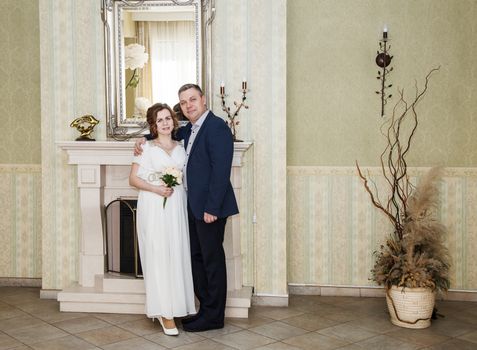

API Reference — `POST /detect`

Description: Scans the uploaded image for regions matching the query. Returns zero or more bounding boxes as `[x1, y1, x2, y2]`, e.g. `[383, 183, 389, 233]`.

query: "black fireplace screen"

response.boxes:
[104, 199, 142, 277]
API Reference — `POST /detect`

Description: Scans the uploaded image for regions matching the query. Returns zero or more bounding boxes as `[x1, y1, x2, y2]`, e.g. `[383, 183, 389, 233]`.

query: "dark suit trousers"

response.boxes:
[187, 208, 227, 325]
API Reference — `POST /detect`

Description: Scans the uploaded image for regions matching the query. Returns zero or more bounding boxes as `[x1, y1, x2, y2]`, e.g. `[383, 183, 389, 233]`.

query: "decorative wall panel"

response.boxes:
[288, 166, 477, 290]
[213, 0, 288, 296]
[39, 0, 105, 290]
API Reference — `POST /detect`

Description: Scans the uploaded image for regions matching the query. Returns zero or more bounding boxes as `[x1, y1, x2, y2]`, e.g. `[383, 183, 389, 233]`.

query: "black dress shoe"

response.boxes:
[182, 316, 224, 332]
[180, 312, 201, 325]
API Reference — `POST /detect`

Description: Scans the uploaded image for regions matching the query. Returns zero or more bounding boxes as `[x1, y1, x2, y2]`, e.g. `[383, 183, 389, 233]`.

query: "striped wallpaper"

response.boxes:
[287, 166, 477, 290]
[0, 165, 42, 278]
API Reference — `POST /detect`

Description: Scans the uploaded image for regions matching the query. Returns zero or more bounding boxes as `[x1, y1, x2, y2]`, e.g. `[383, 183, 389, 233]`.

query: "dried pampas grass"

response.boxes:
[372, 167, 451, 294]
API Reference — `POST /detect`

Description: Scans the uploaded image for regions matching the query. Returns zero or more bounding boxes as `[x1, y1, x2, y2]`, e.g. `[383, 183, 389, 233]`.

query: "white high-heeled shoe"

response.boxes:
[158, 317, 179, 336]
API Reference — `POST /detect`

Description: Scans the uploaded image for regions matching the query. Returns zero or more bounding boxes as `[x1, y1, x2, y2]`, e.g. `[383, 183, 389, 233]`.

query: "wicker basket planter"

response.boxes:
[386, 286, 435, 329]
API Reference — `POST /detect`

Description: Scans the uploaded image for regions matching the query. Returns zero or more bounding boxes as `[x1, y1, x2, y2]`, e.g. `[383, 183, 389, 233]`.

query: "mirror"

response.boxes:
[102, 0, 214, 139]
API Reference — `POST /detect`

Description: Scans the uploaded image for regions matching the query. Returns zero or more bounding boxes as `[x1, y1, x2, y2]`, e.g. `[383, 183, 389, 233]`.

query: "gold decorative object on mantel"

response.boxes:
[70, 115, 100, 141]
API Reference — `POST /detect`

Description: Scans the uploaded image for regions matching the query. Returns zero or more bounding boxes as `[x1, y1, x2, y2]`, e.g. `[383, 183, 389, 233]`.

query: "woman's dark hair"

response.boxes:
[146, 103, 179, 138]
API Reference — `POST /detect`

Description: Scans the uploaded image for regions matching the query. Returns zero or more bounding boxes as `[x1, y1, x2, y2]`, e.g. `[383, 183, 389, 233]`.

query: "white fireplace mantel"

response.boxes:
[58, 140, 252, 166]
[56, 140, 253, 317]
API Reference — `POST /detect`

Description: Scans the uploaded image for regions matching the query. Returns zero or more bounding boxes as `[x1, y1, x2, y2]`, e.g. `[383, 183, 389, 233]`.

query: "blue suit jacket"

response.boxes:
[176, 112, 239, 220]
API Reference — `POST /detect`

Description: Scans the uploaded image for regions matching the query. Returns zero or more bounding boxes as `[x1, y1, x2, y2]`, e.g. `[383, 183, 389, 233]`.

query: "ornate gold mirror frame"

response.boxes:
[101, 0, 215, 140]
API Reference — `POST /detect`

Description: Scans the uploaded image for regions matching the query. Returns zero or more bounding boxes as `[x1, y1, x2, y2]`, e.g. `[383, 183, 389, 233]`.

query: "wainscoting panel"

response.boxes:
[287, 167, 477, 290]
[0, 165, 42, 278]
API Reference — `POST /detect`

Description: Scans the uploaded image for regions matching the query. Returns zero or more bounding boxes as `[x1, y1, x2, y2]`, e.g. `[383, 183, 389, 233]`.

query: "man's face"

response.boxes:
[179, 88, 207, 124]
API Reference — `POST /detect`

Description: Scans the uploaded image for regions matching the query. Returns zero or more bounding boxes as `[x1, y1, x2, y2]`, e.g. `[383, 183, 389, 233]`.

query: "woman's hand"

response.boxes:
[153, 185, 174, 197]
[134, 137, 146, 156]
[204, 212, 217, 223]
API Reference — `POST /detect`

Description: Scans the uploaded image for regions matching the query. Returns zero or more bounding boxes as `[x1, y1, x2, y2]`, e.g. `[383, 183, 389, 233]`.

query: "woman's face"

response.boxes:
[155, 109, 174, 137]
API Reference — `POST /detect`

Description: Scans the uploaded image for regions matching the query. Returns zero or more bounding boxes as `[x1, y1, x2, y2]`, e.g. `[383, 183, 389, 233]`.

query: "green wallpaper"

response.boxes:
[0, 0, 41, 164]
[287, 0, 477, 167]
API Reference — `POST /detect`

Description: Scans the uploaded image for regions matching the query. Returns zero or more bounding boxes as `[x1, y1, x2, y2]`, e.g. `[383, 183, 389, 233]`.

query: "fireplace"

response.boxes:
[57, 141, 252, 317]
[104, 198, 142, 277]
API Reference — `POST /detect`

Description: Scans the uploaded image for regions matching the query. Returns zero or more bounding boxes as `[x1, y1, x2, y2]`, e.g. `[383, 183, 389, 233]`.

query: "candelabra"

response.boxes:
[375, 26, 394, 117]
[219, 80, 249, 142]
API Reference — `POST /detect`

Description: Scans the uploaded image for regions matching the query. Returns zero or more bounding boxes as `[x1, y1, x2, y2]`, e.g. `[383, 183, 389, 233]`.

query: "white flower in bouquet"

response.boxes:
[160, 167, 183, 208]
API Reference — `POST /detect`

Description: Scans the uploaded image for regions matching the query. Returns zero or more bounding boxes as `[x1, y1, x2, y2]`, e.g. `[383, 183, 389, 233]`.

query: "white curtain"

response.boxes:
[148, 21, 196, 107]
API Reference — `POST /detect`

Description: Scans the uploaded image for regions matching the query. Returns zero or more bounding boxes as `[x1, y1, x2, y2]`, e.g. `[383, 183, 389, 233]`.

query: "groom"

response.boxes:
[136, 84, 238, 331]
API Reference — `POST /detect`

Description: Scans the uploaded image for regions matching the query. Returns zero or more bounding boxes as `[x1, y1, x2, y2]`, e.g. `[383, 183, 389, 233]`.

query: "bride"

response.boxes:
[129, 103, 196, 336]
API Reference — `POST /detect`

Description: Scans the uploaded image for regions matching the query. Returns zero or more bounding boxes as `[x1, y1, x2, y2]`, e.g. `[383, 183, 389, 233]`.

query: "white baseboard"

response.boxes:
[252, 293, 289, 307]
[288, 284, 477, 301]
[40, 289, 60, 299]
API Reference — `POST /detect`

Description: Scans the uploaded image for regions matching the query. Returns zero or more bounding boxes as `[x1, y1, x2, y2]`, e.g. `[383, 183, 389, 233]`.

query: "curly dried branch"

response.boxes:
[357, 66, 440, 239]
[356, 161, 398, 225]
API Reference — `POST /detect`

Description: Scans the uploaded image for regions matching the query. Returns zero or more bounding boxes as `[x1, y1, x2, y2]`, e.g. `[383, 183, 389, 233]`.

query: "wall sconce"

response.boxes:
[375, 26, 393, 117]
[219, 79, 249, 142]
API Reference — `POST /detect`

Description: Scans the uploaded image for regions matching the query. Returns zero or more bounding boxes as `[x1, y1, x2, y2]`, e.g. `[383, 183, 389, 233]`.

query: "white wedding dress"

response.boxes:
[133, 141, 196, 319]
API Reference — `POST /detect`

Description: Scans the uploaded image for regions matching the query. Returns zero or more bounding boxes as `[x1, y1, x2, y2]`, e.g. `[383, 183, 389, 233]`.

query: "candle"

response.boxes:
[383, 25, 388, 39]
[220, 81, 225, 95]
[242, 78, 247, 90]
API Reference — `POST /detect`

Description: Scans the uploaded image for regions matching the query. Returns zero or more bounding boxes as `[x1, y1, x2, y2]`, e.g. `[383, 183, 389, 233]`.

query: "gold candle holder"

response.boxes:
[219, 81, 248, 142]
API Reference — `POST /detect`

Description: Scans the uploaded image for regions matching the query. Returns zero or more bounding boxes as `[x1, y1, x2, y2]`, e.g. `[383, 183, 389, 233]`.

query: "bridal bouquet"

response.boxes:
[160, 167, 182, 208]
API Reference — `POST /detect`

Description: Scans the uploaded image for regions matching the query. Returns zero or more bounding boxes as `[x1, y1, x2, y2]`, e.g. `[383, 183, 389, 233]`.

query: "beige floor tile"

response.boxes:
[1, 287, 477, 350]
[333, 344, 364, 350]
[434, 300, 477, 316]
[345, 314, 397, 334]
[451, 309, 477, 326]
[253, 341, 303, 350]
[116, 317, 162, 336]
[212, 329, 275, 350]
[0, 314, 45, 332]
[315, 296, 361, 305]
[6, 323, 68, 345]
[145, 330, 204, 348]
[29, 334, 100, 350]
[227, 314, 274, 329]
[0, 332, 24, 350]
[52, 316, 110, 334]
[317, 323, 378, 343]
[457, 329, 477, 344]
[427, 317, 477, 338]
[76, 325, 136, 346]
[281, 312, 341, 331]
[174, 338, 236, 350]
[252, 306, 304, 321]
[101, 337, 167, 350]
[0, 292, 41, 306]
[16, 300, 59, 314]
[387, 327, 451, 347]
[321, 308, 363, 323]
[355, 334, 425, 349]
[249, 321, 308, 341]
[0, 305, 28, 321]
[423, 338, 477, 350]
[292, 301, 344, 315]
[92, 312, 146, 325]
[282, 332, 349, 350]
[189, 323, 242, 338]
[341, 298, 388, 316]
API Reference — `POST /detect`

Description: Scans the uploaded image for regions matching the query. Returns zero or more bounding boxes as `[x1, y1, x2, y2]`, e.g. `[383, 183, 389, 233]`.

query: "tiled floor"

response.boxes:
[1, 287, 477, 349]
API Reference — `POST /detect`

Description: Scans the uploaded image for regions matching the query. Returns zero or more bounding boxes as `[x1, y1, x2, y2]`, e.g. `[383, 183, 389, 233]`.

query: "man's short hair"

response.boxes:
[178, 83, 203, 96]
